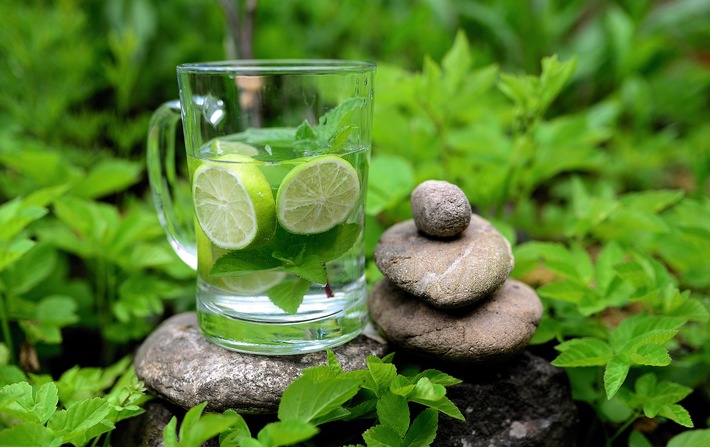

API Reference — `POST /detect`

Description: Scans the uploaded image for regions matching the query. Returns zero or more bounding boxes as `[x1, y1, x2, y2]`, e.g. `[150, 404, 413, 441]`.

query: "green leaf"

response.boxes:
[0, 198, 48, 241]
[538, 55, 578, 113]
[0, 242, 57, 295]
[604, 355, 631, 399]
[218, 410, 251, 447]
[537, 280, 588, 304]
[658, 404, 693, 428]
[211, 249, 282, 278]
[0, 422, 62, 447]
[408, 378, 463, 421]
[362, 424, 402, 447]
[366, 356, 397, 396]
[0, 238, 37, 272]
[267, 278, 311, 315]
[667, 429, 710, 447]
[175, 402, 240, 447]
[256, 420, 319, 447]
[411, 370, 462, 387]
[70, 158, 142, 199]
[376, 391, 409, 438]
[326, 349, 343, 374]
[628, 430, 653, 447]
[389, 375, 415, 397]
[365, 155, 415, 216]
[282, 254, 327, 284]
[629, 344, 671, 366]
[278, 374, 362, 424]
[442, 30, 472, 91]
[47, 397, 110, 443]
[20, 295, 79, 344]
[551, 338, 614, 367]
[0, 381, 58, 424]
[402, 408, 438, 447]
[163, 417, 178, 447]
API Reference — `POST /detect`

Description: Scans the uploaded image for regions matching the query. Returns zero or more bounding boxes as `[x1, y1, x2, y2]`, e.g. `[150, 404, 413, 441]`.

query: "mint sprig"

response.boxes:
[210, 223, 362, 313]
[207, 351, 463, 447]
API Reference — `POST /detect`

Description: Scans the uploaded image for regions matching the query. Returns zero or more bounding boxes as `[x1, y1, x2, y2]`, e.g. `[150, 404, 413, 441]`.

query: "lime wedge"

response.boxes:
[276, 155, 360, 234]
[220, 271, 288, 294]
[192, 160, 276, 249]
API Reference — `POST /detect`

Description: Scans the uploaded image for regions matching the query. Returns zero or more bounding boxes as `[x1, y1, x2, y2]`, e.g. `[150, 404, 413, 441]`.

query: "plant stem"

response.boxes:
[0, 290, 14, 363]
[607, 412, 640, 446]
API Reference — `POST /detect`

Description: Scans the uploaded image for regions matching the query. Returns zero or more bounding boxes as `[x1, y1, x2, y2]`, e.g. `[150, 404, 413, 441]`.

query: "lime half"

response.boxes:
[276, 155, 360, 234]
[192, 161, 276, 249]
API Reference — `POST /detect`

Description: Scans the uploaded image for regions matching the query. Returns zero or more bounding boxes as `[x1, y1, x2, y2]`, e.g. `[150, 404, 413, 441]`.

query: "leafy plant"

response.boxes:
[162, 351, 462, 447]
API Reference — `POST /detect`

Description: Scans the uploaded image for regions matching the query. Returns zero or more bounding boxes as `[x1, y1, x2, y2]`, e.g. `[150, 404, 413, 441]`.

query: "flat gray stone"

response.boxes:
[411, 180, 471, 238]
[368, 279, 543, 364]
[134, 312, 388, 414]
[374, 216, 514, 308]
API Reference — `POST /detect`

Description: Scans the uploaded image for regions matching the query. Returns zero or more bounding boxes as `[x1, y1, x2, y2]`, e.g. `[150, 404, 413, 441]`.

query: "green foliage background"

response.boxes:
[1, 0, 709, 446]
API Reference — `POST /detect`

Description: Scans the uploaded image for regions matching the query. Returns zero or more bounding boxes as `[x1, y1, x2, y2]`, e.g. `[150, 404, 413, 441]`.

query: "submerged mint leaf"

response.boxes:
[282, 254, 327, 284]
[267, 278, 311, 315]
[210, 249, 282, 277]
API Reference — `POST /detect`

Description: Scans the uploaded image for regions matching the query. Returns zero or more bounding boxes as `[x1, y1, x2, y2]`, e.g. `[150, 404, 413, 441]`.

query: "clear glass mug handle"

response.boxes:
[146, 100, 197, 270]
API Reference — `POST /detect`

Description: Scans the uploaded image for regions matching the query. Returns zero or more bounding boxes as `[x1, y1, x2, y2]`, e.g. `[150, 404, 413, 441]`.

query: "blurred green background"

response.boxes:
[1, 1, 710, 446]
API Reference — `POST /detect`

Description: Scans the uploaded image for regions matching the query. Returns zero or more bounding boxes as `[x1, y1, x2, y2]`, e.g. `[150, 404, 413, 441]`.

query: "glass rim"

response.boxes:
[177, 59, 376, 75]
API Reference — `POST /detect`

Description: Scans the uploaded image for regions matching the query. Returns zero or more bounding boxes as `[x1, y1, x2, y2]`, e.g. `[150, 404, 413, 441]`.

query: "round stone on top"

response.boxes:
[374, 215, 514, 308]
[411, 180, 471, 238]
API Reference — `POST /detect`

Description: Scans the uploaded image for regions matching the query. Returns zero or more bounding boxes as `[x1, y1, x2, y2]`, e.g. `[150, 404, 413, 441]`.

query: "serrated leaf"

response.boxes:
[658, 404, 693, 428]
[257, 420, 318, 447]
[629, 344, 671, 366]
[0, 422, 62, 447]
[411, 370, 462, 387]
[278, 374, 361, 423]
[367, 356, 398, 397]
[604, 356, 631, 399]
[376, 391, 409, 438]
[537, 280, 588, 304]
[552, 338, 613, 367]
[218, 410, 251, 447]
[403, 408, 438, 447]
[267, 278, 310, 315]
[47, 397, 110, 443]
[362, 424, 402, 447]
[389, 375, 415, 397]
[177, 403, 240, 447]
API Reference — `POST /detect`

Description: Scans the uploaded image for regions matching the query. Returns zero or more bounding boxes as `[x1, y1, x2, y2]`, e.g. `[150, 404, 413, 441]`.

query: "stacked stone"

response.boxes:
[369, 180, 544, 365]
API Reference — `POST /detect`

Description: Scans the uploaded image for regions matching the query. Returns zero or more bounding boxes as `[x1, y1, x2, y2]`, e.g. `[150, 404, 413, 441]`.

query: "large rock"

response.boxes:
[432, 351, 578, 447]
[368, 279, 542, 364]
[134, 312, 388, 414]
[374, 216, 513, 308]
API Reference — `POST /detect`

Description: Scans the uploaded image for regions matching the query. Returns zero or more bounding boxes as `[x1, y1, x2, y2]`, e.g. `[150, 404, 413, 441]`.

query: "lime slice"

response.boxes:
[192, 160, 276, 249]
[276, 155, 360, 234]
[219, 271, 288, 294]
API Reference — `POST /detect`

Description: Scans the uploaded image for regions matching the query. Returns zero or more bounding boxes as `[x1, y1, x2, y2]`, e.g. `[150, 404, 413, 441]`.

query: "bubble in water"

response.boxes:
[355, 87, 360, 96]
[369, 88, 374, 100]
[355, 77, 360, 85]
[364, 78, 368, 86]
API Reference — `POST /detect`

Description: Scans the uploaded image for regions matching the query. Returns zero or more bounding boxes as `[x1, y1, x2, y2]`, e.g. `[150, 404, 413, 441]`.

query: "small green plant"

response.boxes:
[0, 355, 149, 446]
[163, 351, 463, 447]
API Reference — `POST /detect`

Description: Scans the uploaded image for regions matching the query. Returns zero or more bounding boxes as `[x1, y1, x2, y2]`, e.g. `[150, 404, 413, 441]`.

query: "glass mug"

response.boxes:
[147, 60, 375, 355]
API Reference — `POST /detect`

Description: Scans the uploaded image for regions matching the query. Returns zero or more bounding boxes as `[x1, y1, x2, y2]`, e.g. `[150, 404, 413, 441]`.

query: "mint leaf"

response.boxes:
[667, 429, 710, 447]
[389, 375, 415, 397]
[362, 424, 402, 447]
[168, 402, 240, 447]
[630, 344, 671, 366]
[411, 370, 462, 387]
[658, 404, 693, 428]
[408, 378, 464, 421]
[257, 420, 319, 447]
[267, 279, 311, 315]
[218, 410, 251, 447]
[402, 408, 438, 447]
[0, 422, 62, 447]
[47, 397, 110, 443]
[551, 338, 614, 367]
[210, 249, 282, 278]
[278, 374, 362, 424]
[282, 254, 327, 284]
[376, 391, 409, 438]
[0, 381, 57, 424]
[604, 355, 631, 399]
[366, 356, 397, 397]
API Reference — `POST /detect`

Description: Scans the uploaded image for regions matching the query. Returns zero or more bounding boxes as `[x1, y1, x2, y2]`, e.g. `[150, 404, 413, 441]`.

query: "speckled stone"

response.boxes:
[368, 278, 543, 364]
[374, 216, 514, 308]
[410, 180, 471, 238]
[133, 312, 388, 414]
